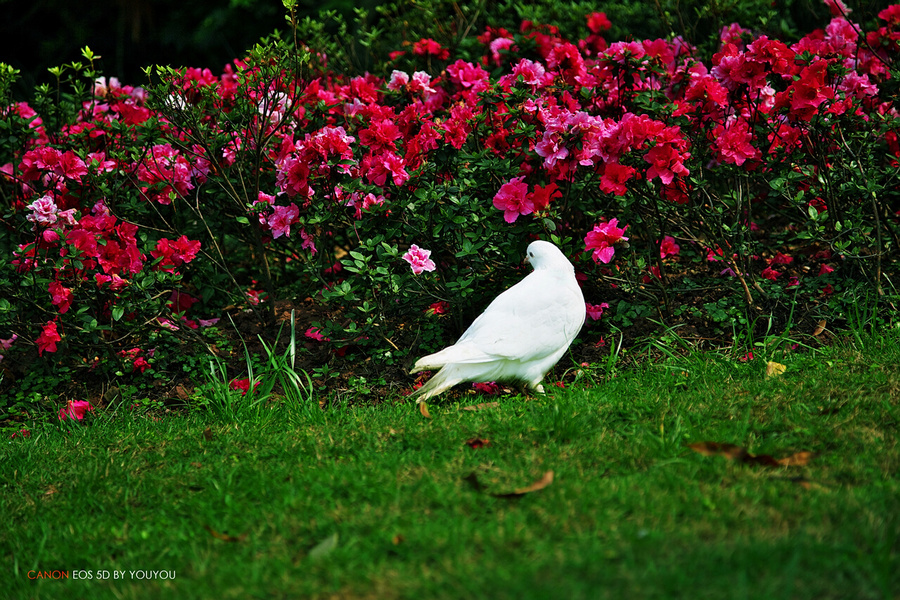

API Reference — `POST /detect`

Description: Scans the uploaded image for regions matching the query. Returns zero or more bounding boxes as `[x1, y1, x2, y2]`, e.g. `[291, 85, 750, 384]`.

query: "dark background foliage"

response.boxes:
[0, 0, 845, 95]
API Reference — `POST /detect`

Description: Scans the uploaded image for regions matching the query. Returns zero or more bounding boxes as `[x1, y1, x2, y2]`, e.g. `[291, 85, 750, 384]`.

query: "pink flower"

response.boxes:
[713, 118, 760, 166]
[584, 219, 628, 264]
[26, 195, 58, 226]
[49, 281, 74, 314]
[644, 143, 690, 185]
[586, 302, 610, 321]
[402, 245, 436, 275]
[268, 203, 300, 239]
[305, 327, 329, 342]
[0, 334, 18, 350]
[58, 400, 94, 421]
[512, 59, 546, 86]
[818, 264, 834, 276]
[387, 70, 410, 91]
[493, 177, 534, 223]
[37, 321, 61, 355]
[761, 266, 782, 280]
[660, 236, 681, 259]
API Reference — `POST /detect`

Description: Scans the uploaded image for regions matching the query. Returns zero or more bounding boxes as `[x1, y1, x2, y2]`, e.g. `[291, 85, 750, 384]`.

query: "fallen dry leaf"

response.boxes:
[204, 524, 246, 543]
[465, 437, 491, 449]
[777, 451, 815, 466]
[766, 361, 787, 377]
[190, 462, 203, 468]
[687, 441, 813, 469]
[687, 441, 748, 461]
[174, 385, 191, 401]
[813, 319, 827, 336]
[418, 402, 432, 419]
[202, 427, 213, 441]
[462, 402, 501, 411]
[391, 534, 405, 545]
[464, 470, 555, 498]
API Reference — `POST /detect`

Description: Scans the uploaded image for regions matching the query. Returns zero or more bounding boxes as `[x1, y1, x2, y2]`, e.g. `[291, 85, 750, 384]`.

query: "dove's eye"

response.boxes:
[529, 252, 534, 258]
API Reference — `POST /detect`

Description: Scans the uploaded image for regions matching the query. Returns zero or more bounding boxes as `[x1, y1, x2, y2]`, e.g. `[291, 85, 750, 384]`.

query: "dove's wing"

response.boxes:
[446, 270, 584, 364]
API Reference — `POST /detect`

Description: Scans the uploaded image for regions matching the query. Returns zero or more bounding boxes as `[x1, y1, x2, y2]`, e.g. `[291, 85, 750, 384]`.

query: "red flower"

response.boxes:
[49, 281, 74, 314]
[586, 12, 612, 34]
[36, 321, 61, 355]
[599, 163, 636, 196]
[659, 236, 681, 259]
[530, 183, 562, 212]
[58, 400, 94, 421]
[412, 38, 449, 60]
[761, 266, 782, 280]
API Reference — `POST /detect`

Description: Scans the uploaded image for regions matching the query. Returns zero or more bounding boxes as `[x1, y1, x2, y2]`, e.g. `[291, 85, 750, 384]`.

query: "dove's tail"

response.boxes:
[409, 366, 461, 404]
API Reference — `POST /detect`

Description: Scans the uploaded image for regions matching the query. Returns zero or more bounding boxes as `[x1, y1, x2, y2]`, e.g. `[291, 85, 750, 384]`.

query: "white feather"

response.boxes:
[410, 240, 584, 402]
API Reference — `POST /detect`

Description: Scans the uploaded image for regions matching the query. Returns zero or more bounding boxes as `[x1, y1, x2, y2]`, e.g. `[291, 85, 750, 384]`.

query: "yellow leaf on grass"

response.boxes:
[766, 361, 787, 377]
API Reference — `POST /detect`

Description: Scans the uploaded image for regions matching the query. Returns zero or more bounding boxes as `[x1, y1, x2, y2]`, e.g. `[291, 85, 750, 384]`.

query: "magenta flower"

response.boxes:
[659, 236, 681, 259]
[586, 302, 610, 321]
[402, 245, 436, 275]
[36, 321, 61, 355]
[268, 203, 300, 239]
[761, 266, 782, 280]
[818, 264, 834, 276]
[48, 281, 74, 314]
[58, 400, 94, 421]
[493, 177, 534, 223]
[305, 327, 329, 342]
[584, 219, 629, 264]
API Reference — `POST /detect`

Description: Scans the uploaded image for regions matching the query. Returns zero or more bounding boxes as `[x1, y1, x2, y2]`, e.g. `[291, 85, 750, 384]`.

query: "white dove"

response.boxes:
[410, 240, 585, 403]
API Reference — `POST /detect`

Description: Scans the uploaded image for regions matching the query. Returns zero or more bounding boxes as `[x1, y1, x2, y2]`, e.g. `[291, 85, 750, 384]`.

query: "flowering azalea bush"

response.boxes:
[1, 2, 899, 412]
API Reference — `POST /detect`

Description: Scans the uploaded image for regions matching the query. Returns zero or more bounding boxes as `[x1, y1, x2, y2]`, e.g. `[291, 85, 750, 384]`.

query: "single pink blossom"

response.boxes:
[660, 236, 681, 259]
[305, 327, 329, 342]
[58, 400, 94, 421]
[584, 219, 628, 264]
[402, 245, 436, 275]
[761, 266, 782, 280]
[493, 177, 534, 223]
[586, 302, 610, 321]
[36, 321, 61, 355]
[268, 203, 300, 239]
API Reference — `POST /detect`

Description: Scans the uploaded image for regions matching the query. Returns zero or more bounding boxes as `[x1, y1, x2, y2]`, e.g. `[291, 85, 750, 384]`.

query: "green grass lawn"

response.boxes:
[3, 332, 899, 600]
